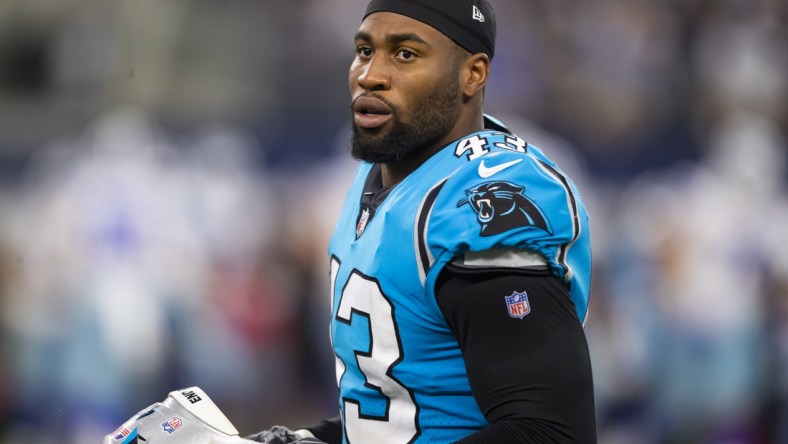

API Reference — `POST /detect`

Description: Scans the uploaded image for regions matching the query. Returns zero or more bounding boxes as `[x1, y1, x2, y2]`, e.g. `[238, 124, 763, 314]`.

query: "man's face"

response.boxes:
[349, 12, 464, 164]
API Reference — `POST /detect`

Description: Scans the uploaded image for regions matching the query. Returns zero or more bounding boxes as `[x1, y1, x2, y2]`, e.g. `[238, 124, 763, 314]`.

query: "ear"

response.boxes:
[460, 53, 490, 98]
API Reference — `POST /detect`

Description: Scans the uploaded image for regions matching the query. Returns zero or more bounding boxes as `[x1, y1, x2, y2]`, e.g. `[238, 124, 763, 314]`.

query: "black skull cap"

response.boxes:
[364, 0, 496, 60]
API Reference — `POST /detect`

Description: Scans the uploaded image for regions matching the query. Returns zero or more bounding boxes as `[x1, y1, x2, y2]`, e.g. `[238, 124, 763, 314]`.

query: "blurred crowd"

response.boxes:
[0, 0, 786, 443]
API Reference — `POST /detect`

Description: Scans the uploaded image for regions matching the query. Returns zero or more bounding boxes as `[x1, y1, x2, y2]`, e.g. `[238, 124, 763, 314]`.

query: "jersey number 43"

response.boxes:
[330, 257, 419, 444]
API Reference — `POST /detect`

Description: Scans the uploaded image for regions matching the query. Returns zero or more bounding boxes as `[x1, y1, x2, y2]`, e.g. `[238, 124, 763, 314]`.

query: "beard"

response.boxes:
[350, 78, 461, 164]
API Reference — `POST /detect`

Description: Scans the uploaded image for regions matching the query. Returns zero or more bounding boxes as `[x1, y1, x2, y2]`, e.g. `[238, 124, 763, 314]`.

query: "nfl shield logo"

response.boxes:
[505, 291, 531, 319]
[162, 416, 183, 434]
[356, 206, 370, 238]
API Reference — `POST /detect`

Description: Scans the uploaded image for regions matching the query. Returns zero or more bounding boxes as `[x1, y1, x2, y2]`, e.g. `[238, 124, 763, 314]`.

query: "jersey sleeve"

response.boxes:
[420, 138, 591, 319]
[435, 264, 597, 442]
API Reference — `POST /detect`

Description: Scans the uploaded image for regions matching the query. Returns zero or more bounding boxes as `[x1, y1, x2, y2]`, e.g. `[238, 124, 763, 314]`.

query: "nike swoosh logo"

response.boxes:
[478, 158, 523, 178]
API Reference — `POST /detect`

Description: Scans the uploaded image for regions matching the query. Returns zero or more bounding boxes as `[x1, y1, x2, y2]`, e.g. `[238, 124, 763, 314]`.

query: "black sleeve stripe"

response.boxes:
[414, 177, 450, 284]
[535, 159, 581, 282]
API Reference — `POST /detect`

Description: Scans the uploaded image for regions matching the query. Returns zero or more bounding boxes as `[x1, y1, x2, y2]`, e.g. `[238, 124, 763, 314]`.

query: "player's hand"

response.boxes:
[245, 425, 326, 444]
[102, 386, 255, 443]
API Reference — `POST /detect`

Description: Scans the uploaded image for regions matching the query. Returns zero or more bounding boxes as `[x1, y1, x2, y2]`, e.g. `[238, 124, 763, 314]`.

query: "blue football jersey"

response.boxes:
[328, 121, 591, 443]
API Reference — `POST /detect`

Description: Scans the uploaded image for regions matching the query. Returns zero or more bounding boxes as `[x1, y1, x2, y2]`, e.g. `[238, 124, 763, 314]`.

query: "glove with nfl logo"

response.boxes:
[102, 386, 257, 444]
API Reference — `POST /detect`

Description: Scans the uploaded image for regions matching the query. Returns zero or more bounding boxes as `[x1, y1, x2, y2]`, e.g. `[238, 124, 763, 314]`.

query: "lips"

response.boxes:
[353, 96, 393, 129]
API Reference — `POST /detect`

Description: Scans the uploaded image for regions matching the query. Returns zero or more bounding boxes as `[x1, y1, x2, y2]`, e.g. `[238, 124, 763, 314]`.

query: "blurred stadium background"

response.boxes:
[0, 0, 786, 443]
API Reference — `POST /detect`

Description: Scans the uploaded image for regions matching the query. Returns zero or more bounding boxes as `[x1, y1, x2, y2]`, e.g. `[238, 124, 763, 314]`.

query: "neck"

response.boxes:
[381, 112, 484, 187]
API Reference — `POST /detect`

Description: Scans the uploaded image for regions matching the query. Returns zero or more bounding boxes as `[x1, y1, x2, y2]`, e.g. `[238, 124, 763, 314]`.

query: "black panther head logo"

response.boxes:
[457, 181, 551, 237]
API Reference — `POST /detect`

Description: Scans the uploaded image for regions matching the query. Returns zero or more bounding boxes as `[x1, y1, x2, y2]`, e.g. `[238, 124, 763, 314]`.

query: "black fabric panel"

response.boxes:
[435, 264, 596, 443]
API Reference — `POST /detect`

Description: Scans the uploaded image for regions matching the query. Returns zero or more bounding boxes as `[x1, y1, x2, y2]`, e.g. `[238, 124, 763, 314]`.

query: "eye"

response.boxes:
[356, 46, 373, 58]
[396, 49, 417, 61]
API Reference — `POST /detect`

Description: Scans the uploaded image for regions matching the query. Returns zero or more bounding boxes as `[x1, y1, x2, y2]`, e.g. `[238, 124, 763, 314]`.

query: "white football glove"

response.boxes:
[102, 386, 255, 444]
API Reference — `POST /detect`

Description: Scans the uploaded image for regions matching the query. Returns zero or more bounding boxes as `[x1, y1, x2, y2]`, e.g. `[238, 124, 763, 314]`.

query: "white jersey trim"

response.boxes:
[457, 248, 547, 268]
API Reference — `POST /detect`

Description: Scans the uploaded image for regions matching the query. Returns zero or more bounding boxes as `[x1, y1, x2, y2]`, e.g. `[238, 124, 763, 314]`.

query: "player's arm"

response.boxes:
[302, 418, 343, 444]
[435, 261, 596, 443]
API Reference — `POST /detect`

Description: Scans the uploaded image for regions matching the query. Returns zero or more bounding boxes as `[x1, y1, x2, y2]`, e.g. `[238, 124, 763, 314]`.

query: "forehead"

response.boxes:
[356, 11, 454, 48]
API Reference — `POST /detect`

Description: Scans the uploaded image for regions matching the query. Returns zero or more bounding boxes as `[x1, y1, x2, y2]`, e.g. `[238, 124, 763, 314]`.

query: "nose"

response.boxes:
[355, 55, 390, 91]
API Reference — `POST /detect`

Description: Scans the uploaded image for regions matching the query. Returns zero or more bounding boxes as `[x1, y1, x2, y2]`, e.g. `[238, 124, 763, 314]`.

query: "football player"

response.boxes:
[107, 0, 596, 442]
[250, 0, 596, 442]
